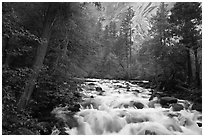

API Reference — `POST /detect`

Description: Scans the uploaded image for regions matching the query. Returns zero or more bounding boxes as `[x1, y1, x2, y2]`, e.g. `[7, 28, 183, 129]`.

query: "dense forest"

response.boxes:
[2, 2, 202, 135]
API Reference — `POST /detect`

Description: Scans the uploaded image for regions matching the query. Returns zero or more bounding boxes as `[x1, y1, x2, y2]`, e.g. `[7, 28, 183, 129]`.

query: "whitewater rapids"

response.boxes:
[64, 79, 202, 135]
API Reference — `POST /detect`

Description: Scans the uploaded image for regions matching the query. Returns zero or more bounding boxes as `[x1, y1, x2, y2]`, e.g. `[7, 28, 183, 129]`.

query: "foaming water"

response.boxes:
[62, 79, 202, 135]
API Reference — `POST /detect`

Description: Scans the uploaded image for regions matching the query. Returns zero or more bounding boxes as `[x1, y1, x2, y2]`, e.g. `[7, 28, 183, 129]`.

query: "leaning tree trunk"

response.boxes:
[17, 4, 57, 111]
[194, 48, 201, 88]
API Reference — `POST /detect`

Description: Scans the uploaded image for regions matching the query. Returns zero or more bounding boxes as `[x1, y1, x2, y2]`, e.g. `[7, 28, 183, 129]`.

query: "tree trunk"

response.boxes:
[17, 4, 57, 111]
[4, 52, 12, 68]
[2, 37, 11, 67]
[2, 36, 9, 58]
[3, 38, 14, 68]
[129, 28, 132, 79]
[186, 48, 193, 85]
[194, 48, 201, 88]
[125, 35, 129, 79]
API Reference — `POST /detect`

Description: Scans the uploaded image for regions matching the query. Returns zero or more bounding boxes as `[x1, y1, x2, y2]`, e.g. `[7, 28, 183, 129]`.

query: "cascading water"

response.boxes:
[54, 78, 202, 135]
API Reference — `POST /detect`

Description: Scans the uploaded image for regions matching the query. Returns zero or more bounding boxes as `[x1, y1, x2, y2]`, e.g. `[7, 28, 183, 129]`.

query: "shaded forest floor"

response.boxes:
[2, 67, 84, 134]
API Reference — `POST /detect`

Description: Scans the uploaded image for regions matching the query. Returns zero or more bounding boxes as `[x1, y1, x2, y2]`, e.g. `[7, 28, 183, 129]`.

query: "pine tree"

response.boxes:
[150, 2, 170, 46]
[169, 2, 202, 87]
[120, 6, 135, 79]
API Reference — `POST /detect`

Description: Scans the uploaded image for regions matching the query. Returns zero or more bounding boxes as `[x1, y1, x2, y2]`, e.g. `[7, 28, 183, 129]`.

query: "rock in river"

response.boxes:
[131, 101, 144, 109]
[171, 103, 184, 111]
[96, 87, 103, 92]
[159, 97, 178, 107]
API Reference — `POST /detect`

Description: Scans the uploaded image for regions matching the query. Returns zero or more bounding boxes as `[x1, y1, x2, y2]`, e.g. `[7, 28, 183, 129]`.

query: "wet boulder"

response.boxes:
[129, 101, 144, 109]
[123, 104, 129, 108]
[145, 130, 156, 135]
[167, 113, 179, 118]
[132, 102, 144, 109]
[96, 87, 103, 92]
[99, 92, 103, 95]
[197, 122, 202, 127]
[96, 87, 105, 95]
[88, 83, 95, 86]
[171, 103, 184, 111]
[132, 89, 141, 93]
[81, 97, 100, 109]
[159, 97, 178, 107]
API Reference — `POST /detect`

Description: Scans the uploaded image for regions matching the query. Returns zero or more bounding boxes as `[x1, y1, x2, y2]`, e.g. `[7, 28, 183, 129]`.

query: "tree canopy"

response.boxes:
[2, 2, 202, 135]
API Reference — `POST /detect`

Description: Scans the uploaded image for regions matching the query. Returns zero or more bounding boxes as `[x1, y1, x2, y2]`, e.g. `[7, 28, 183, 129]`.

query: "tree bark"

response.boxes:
[17, 4, 57, 111]
[3, 38, 14, 68]
[194, 48, 201, 88]
[2, 36, 9, 57]
[129, 28, 132, 79]
[2, 36, 10, 67]
[125, 34, 129, 79]
[186, 48, 193, 85]
[4, 52, 12, 68]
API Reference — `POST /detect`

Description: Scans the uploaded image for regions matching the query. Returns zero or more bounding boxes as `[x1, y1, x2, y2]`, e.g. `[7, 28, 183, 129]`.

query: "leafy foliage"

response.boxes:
[2, 2, 101, 134]
[2, 2, 202, 135]
[136, 2, 202, 102]
[169, 2, 202, 87]
[2, 67, 39, 135]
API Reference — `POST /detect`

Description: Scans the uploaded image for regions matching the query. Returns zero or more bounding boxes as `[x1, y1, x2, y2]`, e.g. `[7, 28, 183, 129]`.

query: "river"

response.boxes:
[54, 78, 202, 135]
